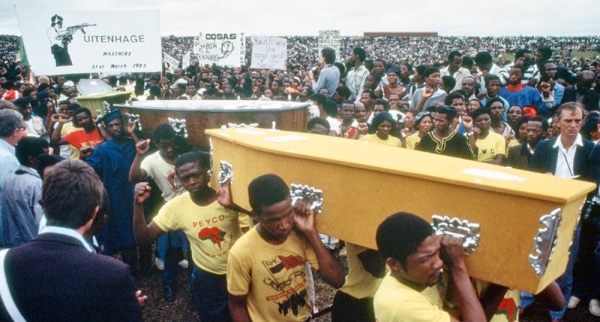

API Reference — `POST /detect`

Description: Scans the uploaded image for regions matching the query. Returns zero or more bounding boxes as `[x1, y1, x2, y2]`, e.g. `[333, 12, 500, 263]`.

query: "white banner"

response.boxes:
[193, 32, 245, 67]
[250, 37, 287, 70]
[163, 53, 179, 74]
[318, 30, 341, 62]
[182, 51, 191, 70]
[16, 9, 161, 75]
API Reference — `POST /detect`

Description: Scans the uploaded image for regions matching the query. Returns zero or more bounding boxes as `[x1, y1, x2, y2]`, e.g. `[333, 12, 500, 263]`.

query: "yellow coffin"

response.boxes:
[206, 128, 596, 294]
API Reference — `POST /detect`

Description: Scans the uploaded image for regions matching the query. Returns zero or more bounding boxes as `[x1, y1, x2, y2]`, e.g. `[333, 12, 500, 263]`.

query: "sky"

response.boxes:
[1, 0, 598, 37]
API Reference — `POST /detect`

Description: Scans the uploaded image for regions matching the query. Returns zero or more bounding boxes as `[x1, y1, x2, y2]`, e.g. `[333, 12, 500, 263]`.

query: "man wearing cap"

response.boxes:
[86, 109, 150, 277]
[0, 109, 25, 246]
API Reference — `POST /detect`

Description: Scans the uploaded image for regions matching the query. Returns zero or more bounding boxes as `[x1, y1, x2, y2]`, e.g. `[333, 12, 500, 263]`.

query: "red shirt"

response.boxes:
[64, 128, 103, 149]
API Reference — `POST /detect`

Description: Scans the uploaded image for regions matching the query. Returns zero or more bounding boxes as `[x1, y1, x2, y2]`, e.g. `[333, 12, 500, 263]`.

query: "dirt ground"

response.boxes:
[136, 253, 600, 322]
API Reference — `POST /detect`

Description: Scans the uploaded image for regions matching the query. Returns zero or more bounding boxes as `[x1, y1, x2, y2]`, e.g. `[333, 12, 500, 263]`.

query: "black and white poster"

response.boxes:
[17, 9, 162, 75]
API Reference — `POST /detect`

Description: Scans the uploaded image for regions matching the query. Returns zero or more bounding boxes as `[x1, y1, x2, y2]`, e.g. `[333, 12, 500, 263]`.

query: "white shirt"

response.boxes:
[39, 225, 95, 253]
[553, 134, 584, 179]
[326, 116, 341, 135]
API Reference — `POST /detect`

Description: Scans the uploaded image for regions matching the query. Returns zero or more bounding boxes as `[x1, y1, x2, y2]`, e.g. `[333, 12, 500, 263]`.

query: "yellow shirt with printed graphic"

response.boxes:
[475, 131, 506, 162]
[153, 194, 241, 274]
[227, 228, 319, 322]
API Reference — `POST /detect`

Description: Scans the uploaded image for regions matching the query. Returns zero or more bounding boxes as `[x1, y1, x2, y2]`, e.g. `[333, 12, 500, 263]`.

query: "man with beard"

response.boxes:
[271, 79, 284, 99]
[374, 212, 486, 321]
[86, 109, 149, 278]
[346, 47, 369, 100]
[51, 107, 106, 159]
[560, 71, 600, 113]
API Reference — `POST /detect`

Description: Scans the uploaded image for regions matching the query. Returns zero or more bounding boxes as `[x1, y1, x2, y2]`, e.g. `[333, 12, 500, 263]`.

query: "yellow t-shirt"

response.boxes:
[59, 122, 79, 159]
[475, 131, 506, 162]
[359, 134, 402, 147]
[153, 194, 242, 274]
[374, 273, 450, 322]
[339, 243, 383, 299]
[405, 134, 421, 150]
[227, 227, 319, 322]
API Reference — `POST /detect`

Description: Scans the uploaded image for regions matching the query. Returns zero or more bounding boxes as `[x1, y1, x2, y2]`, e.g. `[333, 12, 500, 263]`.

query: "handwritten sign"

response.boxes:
[163, 53, 179, 74]
[318, 30, 341, 62]
[193, 32, 245, 67]
[250, 37, 287, 70]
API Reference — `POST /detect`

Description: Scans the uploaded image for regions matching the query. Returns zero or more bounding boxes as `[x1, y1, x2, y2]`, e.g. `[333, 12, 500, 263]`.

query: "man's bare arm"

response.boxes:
[229, 294, 251, 322]
[129, 139, 150, 183]
[441, 235, 486, 322]
[294, 203, 345, 289]
[133, 182, 166, 245]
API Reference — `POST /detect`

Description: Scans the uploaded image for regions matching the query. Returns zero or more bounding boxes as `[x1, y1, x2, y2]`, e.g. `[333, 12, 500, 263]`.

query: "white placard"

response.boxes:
[182, 51, 191, 70]
[250, 37, 287, 70]
[16, 9, 161, 75]
[163, 53, 179, 74]
[318, 30, 341, 62]
[193, 32, 245, 68]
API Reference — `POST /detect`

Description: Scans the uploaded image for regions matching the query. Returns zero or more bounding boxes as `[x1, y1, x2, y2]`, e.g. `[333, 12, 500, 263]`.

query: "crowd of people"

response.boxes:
[0, 32, 600, 321]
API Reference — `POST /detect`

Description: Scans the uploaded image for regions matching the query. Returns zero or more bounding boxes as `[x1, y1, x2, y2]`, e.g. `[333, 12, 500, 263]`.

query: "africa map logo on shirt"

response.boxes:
[261, 255, 309, 318]
[198, 227, 226, 250]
